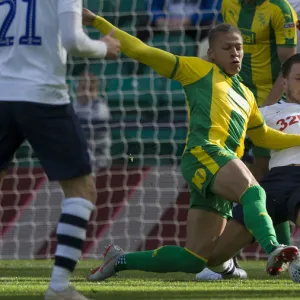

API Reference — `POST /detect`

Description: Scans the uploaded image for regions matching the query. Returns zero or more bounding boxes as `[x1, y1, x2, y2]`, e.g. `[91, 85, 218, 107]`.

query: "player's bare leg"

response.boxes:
[185, 210, 227, 259]
[212, 159, 298, 275]
[196, 219, 251, 280]
[207, 220, 253, 267]
[45, 174, 96, 300]
[188, 210, 248, 281]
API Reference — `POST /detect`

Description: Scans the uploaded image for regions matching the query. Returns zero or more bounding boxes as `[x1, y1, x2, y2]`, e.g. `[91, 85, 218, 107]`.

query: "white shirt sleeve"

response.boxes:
[58, 0, 82, 15]
[58, 6, 107, 58]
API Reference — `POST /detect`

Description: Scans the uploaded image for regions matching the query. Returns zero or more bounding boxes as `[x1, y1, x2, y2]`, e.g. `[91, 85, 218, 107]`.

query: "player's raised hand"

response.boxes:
[101, 30, 121, 59]
[82, 8, 96, 26]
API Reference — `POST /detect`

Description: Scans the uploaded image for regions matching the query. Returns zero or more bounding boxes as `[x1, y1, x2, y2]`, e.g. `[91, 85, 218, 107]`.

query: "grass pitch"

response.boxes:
[0, 260, 300, 299]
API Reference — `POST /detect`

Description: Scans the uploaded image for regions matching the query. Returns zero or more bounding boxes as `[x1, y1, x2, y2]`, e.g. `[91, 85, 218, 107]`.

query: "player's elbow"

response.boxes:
[62, 34, 80, 54]
[247, 128, 267, 148]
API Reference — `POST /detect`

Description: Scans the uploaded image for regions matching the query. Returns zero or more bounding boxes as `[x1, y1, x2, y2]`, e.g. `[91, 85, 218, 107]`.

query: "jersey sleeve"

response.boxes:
[272, 1, 297, 47]
[247, 97, 265, 131]
[170, 56, 214, 86]
[93, 16, 177, 78]
[58, 0, 82, 15]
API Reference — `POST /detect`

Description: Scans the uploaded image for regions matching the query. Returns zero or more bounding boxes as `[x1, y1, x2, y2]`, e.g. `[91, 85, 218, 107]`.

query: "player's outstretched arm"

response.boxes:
[59, 11, 120, 59]
[248, 124, 300, 150]
[82, 8, 177, 78]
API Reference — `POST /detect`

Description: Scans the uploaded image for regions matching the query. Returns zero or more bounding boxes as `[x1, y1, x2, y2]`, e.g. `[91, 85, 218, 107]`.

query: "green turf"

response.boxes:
[1, 260, 300, 299]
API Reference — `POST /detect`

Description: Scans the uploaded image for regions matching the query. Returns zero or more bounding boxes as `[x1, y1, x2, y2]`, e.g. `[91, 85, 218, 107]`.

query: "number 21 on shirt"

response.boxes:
[0, 0, 42, 47]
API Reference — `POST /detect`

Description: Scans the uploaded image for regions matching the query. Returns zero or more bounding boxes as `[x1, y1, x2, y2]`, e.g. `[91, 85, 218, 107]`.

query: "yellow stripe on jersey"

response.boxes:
[190, 146, 220, 175]
[222, 0, 297, 106]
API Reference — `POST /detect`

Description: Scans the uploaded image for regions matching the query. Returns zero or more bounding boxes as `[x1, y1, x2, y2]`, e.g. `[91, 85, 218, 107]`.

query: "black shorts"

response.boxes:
[233, 166, 300, 226]
[0, 101, 92, 181]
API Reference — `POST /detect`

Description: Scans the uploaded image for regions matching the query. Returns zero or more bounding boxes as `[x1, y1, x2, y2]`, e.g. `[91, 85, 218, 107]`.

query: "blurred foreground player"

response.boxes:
[0, 1, 120, 299]
[197, 53, 300, 280]
[82, 9, 300, 281]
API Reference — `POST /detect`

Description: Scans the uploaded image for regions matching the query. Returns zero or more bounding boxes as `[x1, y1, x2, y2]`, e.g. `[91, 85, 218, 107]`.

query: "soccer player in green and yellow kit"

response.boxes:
[222, 0, 298, 250]
[82, 8, 300, 280]
[222, 0, 297, 107]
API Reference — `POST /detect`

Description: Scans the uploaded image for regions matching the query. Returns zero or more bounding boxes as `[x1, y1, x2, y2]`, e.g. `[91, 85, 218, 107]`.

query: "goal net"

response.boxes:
[0, 0, 297, 261]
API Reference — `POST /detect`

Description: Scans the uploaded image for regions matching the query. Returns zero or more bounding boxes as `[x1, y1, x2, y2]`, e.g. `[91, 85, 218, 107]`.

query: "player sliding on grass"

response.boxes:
[82, 8, 300, 281]
[196, 53, 300, 280]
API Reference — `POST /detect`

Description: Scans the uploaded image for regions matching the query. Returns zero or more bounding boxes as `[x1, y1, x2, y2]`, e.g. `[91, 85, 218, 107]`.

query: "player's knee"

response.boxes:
[59, 174, 97, 204]
[241, 185, 266, 204]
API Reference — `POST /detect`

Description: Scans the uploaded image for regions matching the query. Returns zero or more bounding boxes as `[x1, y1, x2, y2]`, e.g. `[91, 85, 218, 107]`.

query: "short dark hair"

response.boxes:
[208, 23, 242, 46]
[282, 54, 300, 78]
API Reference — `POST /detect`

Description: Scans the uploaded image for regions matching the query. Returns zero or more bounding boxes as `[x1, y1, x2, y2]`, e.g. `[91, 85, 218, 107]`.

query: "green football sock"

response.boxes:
[115, 245, 207, 273]
[241, 185, 279, 254]
[275, 221, 291, 246]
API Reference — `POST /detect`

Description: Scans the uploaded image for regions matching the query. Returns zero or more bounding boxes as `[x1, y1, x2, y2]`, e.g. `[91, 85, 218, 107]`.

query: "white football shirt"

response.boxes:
[260, 100, 300, 169]
[0, 0, 105, 105]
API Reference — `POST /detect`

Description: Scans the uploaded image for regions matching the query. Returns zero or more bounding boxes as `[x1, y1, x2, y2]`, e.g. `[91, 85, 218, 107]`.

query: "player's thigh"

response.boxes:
[0, 102, 25, 173]
[185, 208, 227, 260]
[207, 219, 253, 267]
[14, 102, 93, 181]
[212, 158, 258, 203]
[181, 145, 237, 198]
[181, 146, 234, 219]
[181, 146, 233, 258]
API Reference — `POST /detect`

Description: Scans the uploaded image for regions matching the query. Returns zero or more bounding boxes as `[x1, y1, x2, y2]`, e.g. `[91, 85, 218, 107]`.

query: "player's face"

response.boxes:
[284, 63, 300, 104]
[208, 32, 244, 76]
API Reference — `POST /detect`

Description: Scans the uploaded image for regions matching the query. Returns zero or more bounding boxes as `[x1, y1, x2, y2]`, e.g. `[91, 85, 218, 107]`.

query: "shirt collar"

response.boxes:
[219, 68, 243, 81]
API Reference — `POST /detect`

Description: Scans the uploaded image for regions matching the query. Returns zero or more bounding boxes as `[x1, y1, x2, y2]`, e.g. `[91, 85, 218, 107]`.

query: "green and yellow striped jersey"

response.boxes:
[222, 0, 297, 106]
[170, 57, 264, 158]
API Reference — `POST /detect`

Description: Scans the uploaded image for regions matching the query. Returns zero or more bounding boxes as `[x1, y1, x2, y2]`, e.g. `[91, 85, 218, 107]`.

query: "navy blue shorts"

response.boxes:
[0, 102, 92, 181]
[233, 166, 300, 226]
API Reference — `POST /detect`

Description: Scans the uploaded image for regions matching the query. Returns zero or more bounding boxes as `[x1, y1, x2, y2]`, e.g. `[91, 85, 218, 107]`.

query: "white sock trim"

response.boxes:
[56, 223, 86, 240]
[62, 197, 94, 220]
[63, 197, 94, 211]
